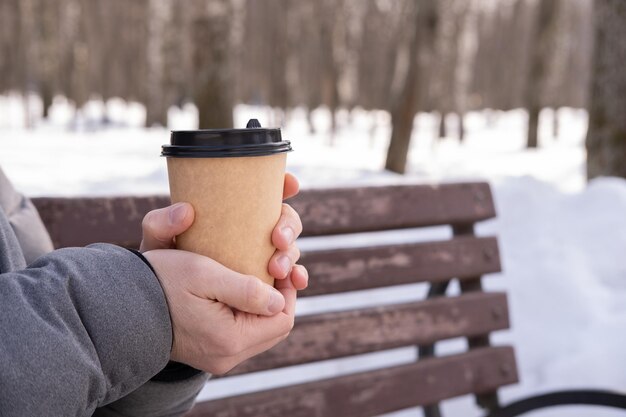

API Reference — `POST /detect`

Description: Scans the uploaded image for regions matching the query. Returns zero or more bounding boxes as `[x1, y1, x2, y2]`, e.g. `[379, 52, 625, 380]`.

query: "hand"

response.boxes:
[140, 173, 309, 290]
[143, 249, 296, 375]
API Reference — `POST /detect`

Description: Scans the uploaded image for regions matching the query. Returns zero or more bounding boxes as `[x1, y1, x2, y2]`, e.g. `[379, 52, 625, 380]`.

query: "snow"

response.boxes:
[475, 176, 626, 417]
[1, 96, 625, 416]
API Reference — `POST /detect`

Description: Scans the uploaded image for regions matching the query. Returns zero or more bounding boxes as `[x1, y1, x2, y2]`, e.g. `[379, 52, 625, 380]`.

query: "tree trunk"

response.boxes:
[458, 112, 465, 143]
[41, 82, 53, 119]
[552, 107, 559, 139]
[438, 113, 446, 139]
[525, 0, 560, 148]
[385, 7, 420, 174]
[307, 109, 316, 135]
[527, 108, 539, 148]
[586, 0, 626, 179]
[192, 1, 233, 129]
[385, 0, 438, 174]
[145, 0, 170, 127]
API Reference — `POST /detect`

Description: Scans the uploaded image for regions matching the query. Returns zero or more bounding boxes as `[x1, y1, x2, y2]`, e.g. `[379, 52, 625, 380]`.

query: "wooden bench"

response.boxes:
[32, 182, 626, 417]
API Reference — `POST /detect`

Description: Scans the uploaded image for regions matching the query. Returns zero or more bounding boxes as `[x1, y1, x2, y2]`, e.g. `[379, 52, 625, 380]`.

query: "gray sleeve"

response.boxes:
[92, 373, 209, 417]
[93, 253, 210, 417]
[0, 167, 54, 263]
[0, 243, 172, 416]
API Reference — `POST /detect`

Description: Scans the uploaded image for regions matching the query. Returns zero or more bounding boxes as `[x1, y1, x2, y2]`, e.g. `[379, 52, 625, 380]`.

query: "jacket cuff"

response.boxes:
[126, 249, 204, 382]
[151, 361, 204, 382]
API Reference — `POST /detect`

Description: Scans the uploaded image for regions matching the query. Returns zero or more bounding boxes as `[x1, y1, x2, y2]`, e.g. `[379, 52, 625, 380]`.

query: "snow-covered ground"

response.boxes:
[1, 95, 625, 416]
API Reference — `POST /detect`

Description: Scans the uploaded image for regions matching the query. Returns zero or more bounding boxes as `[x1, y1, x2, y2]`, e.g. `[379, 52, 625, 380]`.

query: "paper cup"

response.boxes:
[162, 120, 292, 286]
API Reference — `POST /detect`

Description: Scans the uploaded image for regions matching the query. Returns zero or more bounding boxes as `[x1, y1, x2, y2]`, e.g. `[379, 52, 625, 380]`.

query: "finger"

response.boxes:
[140, 203, 195, 252]
[271, 204, 303, 251]
[282, 173, 299, 200]
[268, 245, 301, 279]
[190, 256, 286, 316]
[231, 277, 296, 341]
[290, 264, 309, 291]
[274, 274, 297, 316]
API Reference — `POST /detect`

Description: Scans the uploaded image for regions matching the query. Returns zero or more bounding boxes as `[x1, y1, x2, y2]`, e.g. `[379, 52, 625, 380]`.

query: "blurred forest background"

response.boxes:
[0, 0, 624, 177]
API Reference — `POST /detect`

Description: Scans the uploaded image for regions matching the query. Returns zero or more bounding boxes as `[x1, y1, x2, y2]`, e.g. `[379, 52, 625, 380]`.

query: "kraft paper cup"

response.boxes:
[162, 119, 292, 286]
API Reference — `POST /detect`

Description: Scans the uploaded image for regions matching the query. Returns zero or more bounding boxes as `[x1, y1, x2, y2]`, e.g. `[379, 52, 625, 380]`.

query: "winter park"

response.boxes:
[0, 1, 625, 417]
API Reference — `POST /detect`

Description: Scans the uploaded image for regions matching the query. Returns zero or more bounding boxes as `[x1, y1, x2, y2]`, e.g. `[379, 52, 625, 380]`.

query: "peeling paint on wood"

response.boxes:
[32, 183, 496, 248]
[228, 292, 510, 376]
[187, 347, 518, 417]
[299, 237, 501, 297]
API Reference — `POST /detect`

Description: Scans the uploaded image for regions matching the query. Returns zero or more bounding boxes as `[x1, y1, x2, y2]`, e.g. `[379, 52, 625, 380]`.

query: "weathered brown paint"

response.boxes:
[186, 347, 518, 417]
[32, 183, 496, 248]
[32, 195, 170, 249]
[228, 292, 510, 376]
[299, 237, 501, 297]
[31, 183, 515, 416]
[290, 182, 496, 236]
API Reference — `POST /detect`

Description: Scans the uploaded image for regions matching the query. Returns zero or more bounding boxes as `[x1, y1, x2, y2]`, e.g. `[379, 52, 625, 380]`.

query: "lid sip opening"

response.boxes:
[246, 118, 262, 128]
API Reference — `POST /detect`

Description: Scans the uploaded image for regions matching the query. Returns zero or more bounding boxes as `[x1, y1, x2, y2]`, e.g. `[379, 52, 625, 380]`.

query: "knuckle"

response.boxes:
[141, 211, 156, 232]
[216, 335, 241, 357]
[292, 246, 301, 263]
[244, 277, 267, 311]
[284, 316, 295, 333]
[287, 208, 303, 235]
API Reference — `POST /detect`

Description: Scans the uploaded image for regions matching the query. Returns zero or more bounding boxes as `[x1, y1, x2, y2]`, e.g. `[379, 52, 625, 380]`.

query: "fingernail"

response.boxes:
[268, 290, 284, 314]
[281, 227, 294, 244]
[278, 256, 291, 277]
[169, 203, 187, 225]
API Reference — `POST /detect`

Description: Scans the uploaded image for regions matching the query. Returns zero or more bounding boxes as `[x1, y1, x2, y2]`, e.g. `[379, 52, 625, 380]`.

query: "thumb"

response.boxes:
[193, 257, 286, 316]
[140, 203, 195, 252]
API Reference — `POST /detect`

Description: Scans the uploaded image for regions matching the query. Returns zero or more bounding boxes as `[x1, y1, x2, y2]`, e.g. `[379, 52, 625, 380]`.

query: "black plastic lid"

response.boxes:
[162, 119, 292, 158]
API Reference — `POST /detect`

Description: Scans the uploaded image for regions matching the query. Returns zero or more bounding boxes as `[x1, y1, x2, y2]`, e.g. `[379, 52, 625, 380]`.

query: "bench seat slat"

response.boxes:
[229, 292, 509, 376]
[188, 346, 518, 417]
[299, 236, 501, 297]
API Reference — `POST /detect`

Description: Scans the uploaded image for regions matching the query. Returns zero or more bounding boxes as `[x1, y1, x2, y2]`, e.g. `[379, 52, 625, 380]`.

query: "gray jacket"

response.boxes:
[0, 168, 207, 416]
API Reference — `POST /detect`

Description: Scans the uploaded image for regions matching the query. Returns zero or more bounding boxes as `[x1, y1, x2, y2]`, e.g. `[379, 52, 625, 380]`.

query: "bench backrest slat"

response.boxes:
[32, 183, 496, 249]
[187, 347, 517, 417]
[228, 292, 509, 376]
[289, 182, 496, 236]
[32, 195, 169, 249]
[299, 236, 501, 297]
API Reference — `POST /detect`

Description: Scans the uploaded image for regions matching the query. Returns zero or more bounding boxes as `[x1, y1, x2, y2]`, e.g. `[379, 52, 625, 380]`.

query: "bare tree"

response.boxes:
[385, 0, 438, 174]
[585, 0, 626, 179]
[525, 0, 560, 148]
[144, 0, 171, 127]
[0, 0, 23, 94]
[192, 0, 234, 129]
[34, 0, 61, 119]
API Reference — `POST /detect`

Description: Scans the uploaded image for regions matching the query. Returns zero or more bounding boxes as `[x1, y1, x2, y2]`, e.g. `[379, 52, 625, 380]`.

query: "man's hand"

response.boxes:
[138, 173, 308, 373]
[140, 173, 308, 289]
[143, 249, 295, 375]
